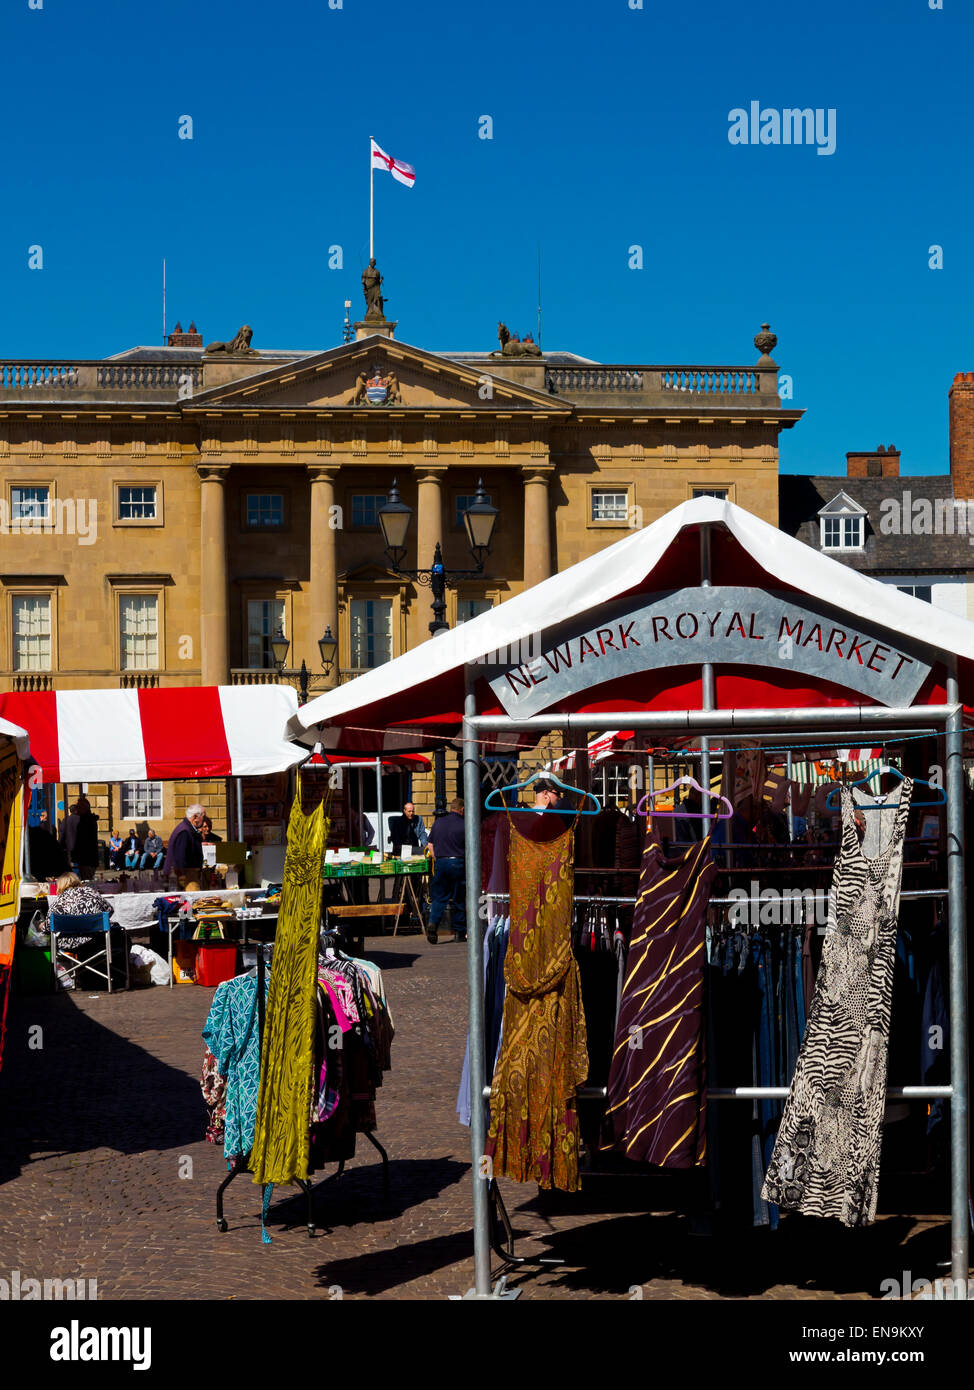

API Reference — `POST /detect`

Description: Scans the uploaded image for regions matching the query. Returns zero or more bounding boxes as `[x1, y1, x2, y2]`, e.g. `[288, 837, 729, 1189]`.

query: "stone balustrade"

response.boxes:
[545, 363, 780, 403]
[0, 360, 203, 399]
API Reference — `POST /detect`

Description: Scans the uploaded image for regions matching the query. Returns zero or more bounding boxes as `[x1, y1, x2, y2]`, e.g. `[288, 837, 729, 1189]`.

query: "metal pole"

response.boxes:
[375, 756, 384, 855]
[699, 527, 714, 835]
[467, 705, 958, 736]
[236, 778, 244, 845]
[944, 665, 969, 1293]
[785, 750, 794, 841]
[462, 666, 492, 1297]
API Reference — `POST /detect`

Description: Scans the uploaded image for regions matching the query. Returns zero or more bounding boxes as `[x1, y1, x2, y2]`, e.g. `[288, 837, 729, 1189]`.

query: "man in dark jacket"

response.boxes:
[58, 797, 99, 880]
[163, 804, 206, 876]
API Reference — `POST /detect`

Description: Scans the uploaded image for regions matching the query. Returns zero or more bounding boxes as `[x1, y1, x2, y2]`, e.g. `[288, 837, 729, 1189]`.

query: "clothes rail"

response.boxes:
[483, 888, 949, 906]
[481, 1084, 954, 1101]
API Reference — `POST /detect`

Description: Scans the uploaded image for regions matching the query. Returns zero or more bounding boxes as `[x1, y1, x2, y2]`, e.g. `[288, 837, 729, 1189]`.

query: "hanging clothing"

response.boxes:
[250, 774, 329, 1186]
[485, 818, 588, 1191]
[200, 1046, 227, 1145]
[601, 826, 717, 1167]
[201, 971, 269, 1161]
[762, 780, 913, 1227]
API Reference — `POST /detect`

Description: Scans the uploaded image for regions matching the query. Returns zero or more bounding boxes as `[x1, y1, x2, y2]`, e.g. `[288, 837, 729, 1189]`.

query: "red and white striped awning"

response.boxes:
[0, 686, 305, 783]
[551, 730, 635, 771]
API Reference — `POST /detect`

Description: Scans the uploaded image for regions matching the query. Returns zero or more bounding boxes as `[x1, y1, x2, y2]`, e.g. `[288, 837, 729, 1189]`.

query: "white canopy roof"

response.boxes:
[291, 496, 974, 744]
[0, 716, 31, 762]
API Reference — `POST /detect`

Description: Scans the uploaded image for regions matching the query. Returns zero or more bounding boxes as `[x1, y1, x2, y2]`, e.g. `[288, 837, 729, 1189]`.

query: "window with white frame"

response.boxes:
[821, 515, 864, 550]
[119, 594, 159, 670]
[591, 489, 629, 522]
[11, 486, 50, 522]
[12, 595, 52, 671]
[692, 488, 729, 500]
[457, 597, 493, 624]
[118, 486, 157, 520]
[246, 493, 284, 529]
[351, 495, 386, 530]
[247, 599, 286, 668]
[593, 763, 635, 805]
[350, 598, 393, 669]
[121, 781, 163, 820]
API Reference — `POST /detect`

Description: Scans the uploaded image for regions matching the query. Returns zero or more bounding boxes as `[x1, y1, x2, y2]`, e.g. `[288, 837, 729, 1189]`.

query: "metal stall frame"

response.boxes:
[461, 695, 970, 1300]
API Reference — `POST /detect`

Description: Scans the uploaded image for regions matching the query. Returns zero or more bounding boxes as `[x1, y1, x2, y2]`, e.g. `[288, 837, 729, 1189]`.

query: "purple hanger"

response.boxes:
[635, 774, 734, 820]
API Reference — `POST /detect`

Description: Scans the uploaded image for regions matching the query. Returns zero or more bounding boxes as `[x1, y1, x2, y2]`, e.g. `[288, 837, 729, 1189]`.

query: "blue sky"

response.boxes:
[0, 0, 969, 474]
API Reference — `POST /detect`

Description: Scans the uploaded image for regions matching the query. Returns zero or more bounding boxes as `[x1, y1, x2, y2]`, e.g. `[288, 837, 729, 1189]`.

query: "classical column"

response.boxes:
[198, 464, 230, 686]
[414, 466, 446, 636]
[308, 465, 340, 687]
[521, 464, 554, 589]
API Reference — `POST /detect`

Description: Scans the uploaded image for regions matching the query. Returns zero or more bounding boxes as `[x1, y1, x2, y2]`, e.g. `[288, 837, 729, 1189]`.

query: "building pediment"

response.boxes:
[185, 337, 569, 415]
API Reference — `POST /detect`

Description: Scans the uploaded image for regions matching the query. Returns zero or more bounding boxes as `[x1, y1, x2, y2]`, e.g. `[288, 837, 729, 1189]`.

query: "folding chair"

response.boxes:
[49, 911, 128, 994]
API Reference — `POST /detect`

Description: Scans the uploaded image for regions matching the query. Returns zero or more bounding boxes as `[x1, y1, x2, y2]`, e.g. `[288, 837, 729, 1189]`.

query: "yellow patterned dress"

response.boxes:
[250, 773, 329, 1185]
[485, 819, 588, 1191]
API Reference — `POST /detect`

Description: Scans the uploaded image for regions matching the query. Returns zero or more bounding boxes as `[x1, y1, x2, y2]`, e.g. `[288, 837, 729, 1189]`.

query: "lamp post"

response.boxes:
[378, 478, 498, 813]
[271, 626, 339, 703]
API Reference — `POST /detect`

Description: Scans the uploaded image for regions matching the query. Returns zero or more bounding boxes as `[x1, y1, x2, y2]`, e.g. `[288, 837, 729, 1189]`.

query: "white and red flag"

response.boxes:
[370, 139, 416, 188]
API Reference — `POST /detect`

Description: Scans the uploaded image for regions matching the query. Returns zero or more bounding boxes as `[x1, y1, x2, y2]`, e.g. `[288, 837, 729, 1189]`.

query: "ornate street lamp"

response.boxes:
[378, 478, 499, 811]
[272, 626, 339, 703]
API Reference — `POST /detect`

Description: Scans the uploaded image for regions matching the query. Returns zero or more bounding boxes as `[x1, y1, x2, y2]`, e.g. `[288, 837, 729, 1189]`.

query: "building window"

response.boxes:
[349, 599, 393, 669]
[11, 486, 50, 522]
[455, 493, 492, 528]
[593, 764, 634, 806]
[119, 595, 159, 670]
[12, 595, 52, 671]
[121, 781, 163, 820]
[246, 493, 284, 529]
[118, 486, 157, 520]
[896, 583, 933, 603]
[247, 599, 286, 668]
[821, 515, 864, 550]
[591, 489, 629, 522]
[457, 598, 493, 624]
[692, 488, 729, 500]
[350, 495, 386, 530]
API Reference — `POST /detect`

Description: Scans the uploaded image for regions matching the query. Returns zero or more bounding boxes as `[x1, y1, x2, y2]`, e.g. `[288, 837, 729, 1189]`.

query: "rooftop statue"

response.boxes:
[204, 324, 259, 356]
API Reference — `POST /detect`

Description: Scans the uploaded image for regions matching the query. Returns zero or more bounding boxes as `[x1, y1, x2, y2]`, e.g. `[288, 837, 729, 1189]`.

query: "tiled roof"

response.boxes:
[778, 474, 974, 572]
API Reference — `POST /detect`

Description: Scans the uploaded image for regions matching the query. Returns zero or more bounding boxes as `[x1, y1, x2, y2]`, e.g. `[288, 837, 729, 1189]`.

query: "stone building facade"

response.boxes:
[0, 313, 800, 829]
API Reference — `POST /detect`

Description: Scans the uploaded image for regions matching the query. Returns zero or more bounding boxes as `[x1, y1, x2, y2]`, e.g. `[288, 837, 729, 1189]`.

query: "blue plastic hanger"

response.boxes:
[825, 764, 946, 811]
[635, 774, 733, 820]
[484, 768, 602, 816]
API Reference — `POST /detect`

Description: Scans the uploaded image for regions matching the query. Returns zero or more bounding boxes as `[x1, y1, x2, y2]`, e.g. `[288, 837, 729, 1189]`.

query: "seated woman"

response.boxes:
[107, 832, 124, 870]
[139, 828, 165, 870]
[50, 872, 115, 948]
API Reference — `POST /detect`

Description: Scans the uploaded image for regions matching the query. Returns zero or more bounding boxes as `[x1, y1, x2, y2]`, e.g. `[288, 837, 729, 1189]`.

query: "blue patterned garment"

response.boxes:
[202, 973, 269, 1161]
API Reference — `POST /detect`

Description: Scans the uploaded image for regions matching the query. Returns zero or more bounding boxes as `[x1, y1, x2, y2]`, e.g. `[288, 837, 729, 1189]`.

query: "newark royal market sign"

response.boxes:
[485, 587, 933, 715]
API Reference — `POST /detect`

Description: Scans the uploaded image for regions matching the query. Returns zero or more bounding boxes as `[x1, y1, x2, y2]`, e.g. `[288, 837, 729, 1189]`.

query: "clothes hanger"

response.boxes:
[483, 768, 602, 815]
[825, 764, 946, 811]
[634, 774, 734, 820]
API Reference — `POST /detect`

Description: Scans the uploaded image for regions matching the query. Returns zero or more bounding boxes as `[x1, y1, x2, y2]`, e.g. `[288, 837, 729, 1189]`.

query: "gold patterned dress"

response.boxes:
[250, 773, 329, 1186]
[485, 818, 589, 1191]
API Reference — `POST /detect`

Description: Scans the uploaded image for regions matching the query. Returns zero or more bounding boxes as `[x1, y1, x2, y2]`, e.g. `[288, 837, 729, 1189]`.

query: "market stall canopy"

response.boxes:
[0, 717, 31, 763]
[0, 686, 306, 782]
[305, 752, 432, 771]
[289, 497, 974, 755]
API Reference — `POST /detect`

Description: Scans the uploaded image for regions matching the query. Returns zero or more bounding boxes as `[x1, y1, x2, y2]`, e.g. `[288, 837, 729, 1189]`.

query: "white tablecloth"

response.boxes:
[93, 888, 257, 934]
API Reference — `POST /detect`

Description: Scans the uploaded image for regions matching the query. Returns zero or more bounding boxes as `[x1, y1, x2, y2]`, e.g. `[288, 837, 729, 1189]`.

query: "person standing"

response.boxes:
[58, 797, 99, 880]
[163, 803, 206, 878]
[426, 798, 467, 945]
[387, 801, 428, 855]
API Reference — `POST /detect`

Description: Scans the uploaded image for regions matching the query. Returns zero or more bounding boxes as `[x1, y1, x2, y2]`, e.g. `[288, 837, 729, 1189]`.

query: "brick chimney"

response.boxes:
[846, 444, 900, 478]
[949, 372, 974, 500]
[167, 320, 202, 348]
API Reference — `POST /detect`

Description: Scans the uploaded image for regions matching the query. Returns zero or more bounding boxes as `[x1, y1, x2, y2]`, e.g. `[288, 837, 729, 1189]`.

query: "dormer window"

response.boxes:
[818, 491, 866, 551]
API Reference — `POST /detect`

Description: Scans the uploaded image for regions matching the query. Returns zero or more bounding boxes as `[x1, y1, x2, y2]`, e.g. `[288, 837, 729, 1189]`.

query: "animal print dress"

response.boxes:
[762, 779, 913, 1227]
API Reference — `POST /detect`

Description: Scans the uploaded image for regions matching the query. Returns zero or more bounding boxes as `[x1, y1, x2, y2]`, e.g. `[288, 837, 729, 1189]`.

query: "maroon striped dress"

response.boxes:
[601, 826, 717, 1167]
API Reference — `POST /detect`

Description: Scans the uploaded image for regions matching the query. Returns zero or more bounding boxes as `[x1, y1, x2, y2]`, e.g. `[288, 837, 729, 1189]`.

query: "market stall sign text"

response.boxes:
[485, 587, 932, 715]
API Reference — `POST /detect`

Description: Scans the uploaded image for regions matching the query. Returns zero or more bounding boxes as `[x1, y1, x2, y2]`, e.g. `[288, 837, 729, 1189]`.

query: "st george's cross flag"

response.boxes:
[370, 139, 416, 188]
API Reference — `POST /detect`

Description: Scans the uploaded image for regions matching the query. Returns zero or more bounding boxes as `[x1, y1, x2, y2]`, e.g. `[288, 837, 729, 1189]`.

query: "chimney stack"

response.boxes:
[846, 445, 900, 478]
[949, 372, 974, 501]
[167, 320, 202, 348]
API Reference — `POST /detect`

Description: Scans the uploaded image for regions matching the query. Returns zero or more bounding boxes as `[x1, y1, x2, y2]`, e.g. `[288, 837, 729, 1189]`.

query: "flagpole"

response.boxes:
[369, 137, 374, 261]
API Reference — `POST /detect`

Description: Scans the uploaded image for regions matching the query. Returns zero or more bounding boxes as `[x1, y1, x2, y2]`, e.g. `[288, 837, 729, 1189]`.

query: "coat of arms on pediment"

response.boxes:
[348, 365, 402, 406]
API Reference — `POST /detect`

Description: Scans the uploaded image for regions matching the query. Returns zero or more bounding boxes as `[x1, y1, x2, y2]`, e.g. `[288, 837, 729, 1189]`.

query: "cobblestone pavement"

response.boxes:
[0, 933, 951, 1301]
